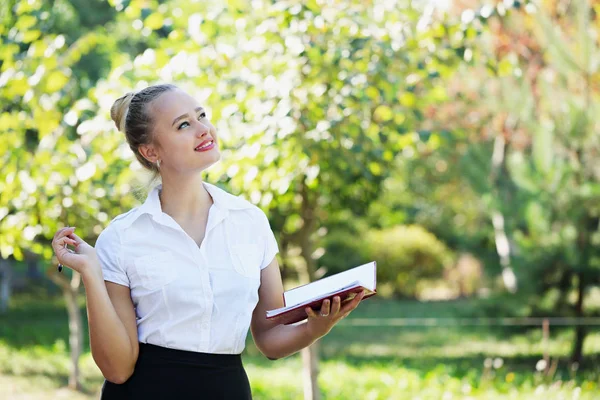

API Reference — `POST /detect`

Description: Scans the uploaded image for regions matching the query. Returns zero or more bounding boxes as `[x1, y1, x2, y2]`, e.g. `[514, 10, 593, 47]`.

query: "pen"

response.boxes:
[57, 243, 67, 272]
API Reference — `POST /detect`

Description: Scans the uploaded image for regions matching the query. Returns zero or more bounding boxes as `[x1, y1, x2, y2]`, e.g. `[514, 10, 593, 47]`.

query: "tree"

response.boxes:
[0, 0, 127, 389]
[85, 0, 470, 397]
[2, 0, 471, 395]
[393, 0, 600, 362]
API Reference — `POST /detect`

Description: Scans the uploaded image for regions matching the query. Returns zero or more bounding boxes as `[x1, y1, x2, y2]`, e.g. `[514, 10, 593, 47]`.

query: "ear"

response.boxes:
[138, 143, 159, 164]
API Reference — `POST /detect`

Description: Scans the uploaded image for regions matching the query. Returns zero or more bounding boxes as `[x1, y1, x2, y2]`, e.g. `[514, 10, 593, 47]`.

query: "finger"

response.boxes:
[320, 299, 331, 317]
[340, 291, 365, 314]
[52, 227, 71, 245]
[52, 228, 74, 252]
[52, 227, 64, 241]
[63, 237, 78, 246]
[306, 307, 318, 319]
[66, 230, 86, 245]
[331, 296, 341, 315]
[53, 226, 75, 243]
[334, 311, 350, 324]
[53, 229, 81, 266]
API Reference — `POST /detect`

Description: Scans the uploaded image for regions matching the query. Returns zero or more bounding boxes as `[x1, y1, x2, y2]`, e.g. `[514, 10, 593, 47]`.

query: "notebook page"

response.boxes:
[266, 281, 360, 317]
[284, 261, 376, 307]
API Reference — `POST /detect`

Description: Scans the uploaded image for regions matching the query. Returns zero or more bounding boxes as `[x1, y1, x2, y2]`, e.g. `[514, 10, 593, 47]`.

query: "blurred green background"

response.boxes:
[1, 0, 600, 398]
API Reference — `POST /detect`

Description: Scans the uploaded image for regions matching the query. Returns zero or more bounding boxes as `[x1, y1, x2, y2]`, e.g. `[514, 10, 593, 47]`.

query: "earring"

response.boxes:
[156, 159, 161, 169]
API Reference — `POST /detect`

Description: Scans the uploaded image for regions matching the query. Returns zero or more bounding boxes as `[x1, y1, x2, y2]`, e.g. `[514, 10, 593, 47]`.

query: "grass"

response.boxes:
[1, 292, 599, 399]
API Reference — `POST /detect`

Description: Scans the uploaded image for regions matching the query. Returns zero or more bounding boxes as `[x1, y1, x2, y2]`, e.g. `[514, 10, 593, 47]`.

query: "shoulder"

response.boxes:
[227, 195, 266, 220]
[106, 207, 140, 229]
[232, 203, 273, 234]
[96, 207, 141, 247]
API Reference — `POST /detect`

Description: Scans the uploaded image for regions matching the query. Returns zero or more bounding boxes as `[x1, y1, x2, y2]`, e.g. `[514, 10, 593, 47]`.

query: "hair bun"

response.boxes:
[110, 92, 136, 133]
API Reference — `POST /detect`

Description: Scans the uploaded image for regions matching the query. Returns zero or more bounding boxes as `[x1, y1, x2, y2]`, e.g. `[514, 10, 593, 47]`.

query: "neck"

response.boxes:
[158, 172, 212, 219]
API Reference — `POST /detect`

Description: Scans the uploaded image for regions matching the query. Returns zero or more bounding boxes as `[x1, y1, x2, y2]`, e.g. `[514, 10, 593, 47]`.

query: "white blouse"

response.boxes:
[95, 182, 279, 354]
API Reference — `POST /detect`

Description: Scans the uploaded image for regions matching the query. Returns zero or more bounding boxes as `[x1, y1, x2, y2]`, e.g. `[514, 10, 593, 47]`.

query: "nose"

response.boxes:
[195, 121, 210, 137]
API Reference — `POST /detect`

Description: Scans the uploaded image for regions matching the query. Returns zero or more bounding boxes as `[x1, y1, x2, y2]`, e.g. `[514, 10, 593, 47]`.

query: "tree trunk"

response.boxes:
[297, 179, 320, 400]
[555, 268, 571, 312]
[571, 213, 595, 364]
[489, 134, 517, 293]
[0, 259, 11, 313]
[571, 271, 586, 364]
[48, 268, 84, 391]
[302, 341, 320, 400]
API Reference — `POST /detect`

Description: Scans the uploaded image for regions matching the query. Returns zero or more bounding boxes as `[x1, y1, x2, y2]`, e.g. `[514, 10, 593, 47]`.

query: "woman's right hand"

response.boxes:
[52, 227, 102, 280]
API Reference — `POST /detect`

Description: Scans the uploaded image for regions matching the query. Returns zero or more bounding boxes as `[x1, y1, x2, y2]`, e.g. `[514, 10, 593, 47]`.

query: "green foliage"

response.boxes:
[0, 0, 470, 270]
[0, 0, 477, 298]
[372, 1, 600, 324]
[481, 2, 600, 317]
[2, 294, 600, 399]
[0, 0, 135, 263]
[365, 225, 454, 297]
[318, 220, 456, 299]
[318, 229, 365, 278]
[3, 0, 600, 395]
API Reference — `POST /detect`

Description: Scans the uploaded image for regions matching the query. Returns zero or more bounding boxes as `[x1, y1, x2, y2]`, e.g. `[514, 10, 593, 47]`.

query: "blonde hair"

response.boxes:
[110, 84, 177, 173]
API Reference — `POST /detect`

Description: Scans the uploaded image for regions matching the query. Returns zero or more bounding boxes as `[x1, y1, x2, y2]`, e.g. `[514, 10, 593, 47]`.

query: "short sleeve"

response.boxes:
[257, 210, 279, 270]
[95, 225, 129, 287]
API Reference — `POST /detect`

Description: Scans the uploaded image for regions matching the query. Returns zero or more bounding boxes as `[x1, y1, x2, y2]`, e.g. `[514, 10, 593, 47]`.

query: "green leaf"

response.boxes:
[22, 30, 42, 43]
[373, 105, 393, 122]
[44, 70, 69, 92]
[365, 86, 380, 101]
[497, 58, 513, 76]
[145, 13, 164, 30]
[532, 119, 553, 174]
[399, 92, 416, 107]
[507, 152, 539, 193]
[369, 162, 382, 176]
[16, 15, 38, 30]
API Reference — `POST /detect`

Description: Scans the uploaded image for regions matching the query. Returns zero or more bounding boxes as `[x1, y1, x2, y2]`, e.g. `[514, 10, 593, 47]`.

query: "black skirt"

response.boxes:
[100, 343, 252, 400]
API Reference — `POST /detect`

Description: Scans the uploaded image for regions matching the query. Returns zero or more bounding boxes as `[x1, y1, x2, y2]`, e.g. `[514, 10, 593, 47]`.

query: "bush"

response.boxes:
[319, 225, 454, 298]
[318, 230, 365, 278]
[364, 225, 454, 297]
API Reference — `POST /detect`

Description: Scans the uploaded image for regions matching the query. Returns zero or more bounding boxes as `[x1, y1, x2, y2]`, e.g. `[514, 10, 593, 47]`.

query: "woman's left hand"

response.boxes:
[305, 291, 365, 339]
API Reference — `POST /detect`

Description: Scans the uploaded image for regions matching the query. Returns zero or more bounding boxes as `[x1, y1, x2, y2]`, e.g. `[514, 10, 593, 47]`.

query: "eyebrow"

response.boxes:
[171, 107, 204, 126]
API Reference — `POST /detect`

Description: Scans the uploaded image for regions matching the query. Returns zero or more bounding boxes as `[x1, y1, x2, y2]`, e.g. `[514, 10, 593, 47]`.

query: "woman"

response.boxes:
[52, 84, 365, 399]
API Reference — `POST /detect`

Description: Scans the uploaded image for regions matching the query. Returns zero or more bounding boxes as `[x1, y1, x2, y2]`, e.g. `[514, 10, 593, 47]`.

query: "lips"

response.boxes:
[194, 139, 215, 152]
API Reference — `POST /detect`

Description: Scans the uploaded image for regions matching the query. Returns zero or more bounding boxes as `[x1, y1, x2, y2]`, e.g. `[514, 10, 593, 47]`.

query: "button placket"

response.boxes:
[156, 212, 214, 347]
[194, 204, 229, 347]
[196, 248, 212, 347]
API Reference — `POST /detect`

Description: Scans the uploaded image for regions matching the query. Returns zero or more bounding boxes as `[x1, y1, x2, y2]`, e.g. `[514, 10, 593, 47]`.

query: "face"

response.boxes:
[140, 89, 220, 174]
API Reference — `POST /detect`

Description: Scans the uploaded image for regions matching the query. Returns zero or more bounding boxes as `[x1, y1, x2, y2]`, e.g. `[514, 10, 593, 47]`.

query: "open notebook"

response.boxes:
[266, 261, 377, 325]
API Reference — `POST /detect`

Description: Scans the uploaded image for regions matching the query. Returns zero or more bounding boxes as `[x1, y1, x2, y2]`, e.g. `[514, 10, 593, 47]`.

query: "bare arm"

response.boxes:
[250, 257, 364, 360]
[84, 277, 139, 383]
[53, 227, 138, 383]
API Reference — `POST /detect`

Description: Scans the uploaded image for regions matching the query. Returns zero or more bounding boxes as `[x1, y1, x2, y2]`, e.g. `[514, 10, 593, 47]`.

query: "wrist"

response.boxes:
[81, 262, 104, 283]
[304, 321, 325, 343]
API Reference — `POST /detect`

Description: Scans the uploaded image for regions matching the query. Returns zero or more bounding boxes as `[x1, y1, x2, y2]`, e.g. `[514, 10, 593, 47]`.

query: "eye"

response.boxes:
[177, 112, 206, 130]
